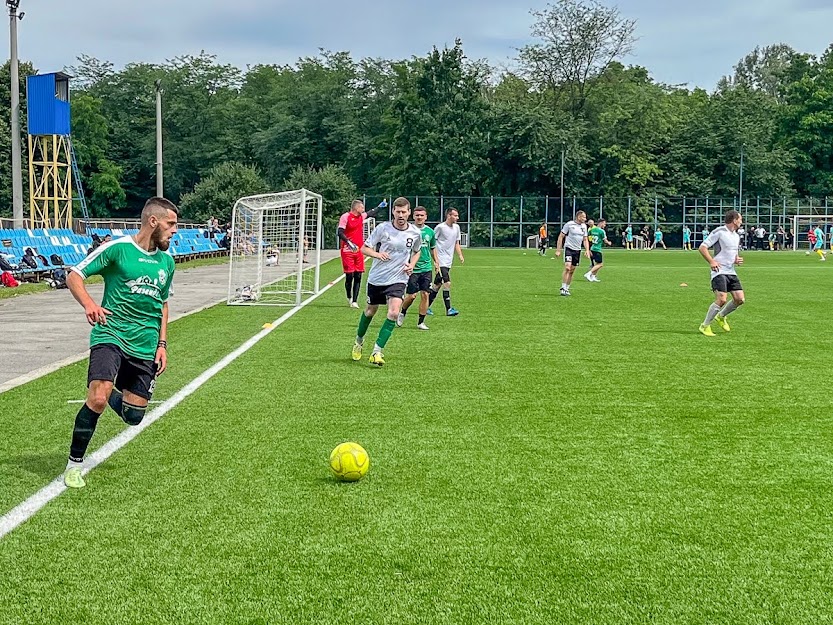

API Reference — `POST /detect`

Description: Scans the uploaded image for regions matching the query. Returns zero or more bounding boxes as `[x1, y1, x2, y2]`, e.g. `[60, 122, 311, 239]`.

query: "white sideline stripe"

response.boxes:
[0, 274, 344, 541]
[0, 296, 227, 395]
[66, 400, 164, 404]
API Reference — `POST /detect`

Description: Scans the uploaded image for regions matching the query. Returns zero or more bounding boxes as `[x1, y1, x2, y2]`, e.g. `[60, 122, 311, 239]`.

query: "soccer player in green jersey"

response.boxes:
[63, 197, 178, 489]
[398, 206, 440, 330]
[584, 218, 612, 282]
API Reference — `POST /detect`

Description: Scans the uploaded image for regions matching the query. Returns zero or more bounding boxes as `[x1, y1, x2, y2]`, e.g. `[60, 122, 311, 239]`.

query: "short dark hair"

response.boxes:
[446, 207, 459, 217]
[724, 210, 740, 224]
[414, 206, 427, 213]
[351, 199, 364, 210]
[141, 197, 178, 224]
[393, 196, 410, 209]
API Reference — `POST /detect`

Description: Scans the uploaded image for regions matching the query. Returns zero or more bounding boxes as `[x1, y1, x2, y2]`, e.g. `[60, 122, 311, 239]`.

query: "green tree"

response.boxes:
[179, 162, 270, 224]
[282, 163, 358, 241]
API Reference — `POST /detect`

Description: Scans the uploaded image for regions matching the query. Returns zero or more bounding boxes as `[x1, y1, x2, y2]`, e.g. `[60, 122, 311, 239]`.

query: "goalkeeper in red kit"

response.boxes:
[338, 199, 386, 307]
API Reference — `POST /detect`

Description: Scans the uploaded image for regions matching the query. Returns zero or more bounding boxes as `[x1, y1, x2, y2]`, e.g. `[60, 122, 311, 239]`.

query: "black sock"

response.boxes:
[428, 288, 439, 306]
[69, 403, 102, 462]
[352, 272, 362, 302]
[345, 273, 354, 299]
[108, 388, 123, 415]
[443, 290, 451, 311]
[418, 314, 426, 324]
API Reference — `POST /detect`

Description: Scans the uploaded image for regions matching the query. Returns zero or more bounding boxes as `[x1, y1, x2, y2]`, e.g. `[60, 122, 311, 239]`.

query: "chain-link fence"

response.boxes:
[361, 195, 833, 248]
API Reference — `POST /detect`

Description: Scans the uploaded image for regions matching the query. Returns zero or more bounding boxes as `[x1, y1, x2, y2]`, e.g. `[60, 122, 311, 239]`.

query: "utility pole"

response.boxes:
[155, 79, 163, 197]
[7, 0, 24, 228]
[560, 148, 565, 225]
[738, 144, 745, 210]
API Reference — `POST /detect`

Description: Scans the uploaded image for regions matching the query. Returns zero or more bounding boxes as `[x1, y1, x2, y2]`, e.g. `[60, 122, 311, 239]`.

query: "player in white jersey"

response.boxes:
[698, 210, 745, 337]
[351, 197, 422, 366]
[427, 207, 465, 316]
[555, 210, 591, 296]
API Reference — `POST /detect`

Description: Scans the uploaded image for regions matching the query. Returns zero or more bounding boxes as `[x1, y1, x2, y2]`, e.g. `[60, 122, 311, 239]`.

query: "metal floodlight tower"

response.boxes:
[7, 0, 25, 228]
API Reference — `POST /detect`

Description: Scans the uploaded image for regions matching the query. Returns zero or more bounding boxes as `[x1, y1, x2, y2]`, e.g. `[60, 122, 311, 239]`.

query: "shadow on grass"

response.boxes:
[4, 452, 67, 478]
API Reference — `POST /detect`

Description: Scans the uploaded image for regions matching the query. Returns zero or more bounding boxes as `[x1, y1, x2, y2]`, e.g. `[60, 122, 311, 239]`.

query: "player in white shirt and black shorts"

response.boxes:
[698, 210, 745, 337]
[351, 197, 422, 366]
[555, 210, 591, 296]
[428, 207, 465, 316]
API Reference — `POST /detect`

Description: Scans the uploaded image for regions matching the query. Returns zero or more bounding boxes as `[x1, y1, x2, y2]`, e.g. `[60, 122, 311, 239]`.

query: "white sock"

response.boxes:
[561, 283, 567, 289]
[703, 303, 721, 326]
[355, 336, 363, 345]
[372, 344, 382, 354]
[719, 300, 738, 317]
[66, 458, 83, 471]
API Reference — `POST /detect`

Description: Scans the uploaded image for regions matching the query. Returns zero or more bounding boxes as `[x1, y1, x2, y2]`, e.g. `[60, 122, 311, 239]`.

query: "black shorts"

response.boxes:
[711, 274, 743, 293]
[433, 266, 451, 285]
[406, 271, 433, 294]
[87, 343, 158, 400]
[563, 248, 582, 267]
[367, 282, 406, 305]
[590, 251, 603, 265]
[539, 237, 548, 246]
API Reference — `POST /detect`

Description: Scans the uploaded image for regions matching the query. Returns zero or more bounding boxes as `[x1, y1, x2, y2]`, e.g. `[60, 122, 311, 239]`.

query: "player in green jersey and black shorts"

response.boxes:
[397, 206, 440, 330]
[63, 197, 179, 489]
[584, 218, 612, 282]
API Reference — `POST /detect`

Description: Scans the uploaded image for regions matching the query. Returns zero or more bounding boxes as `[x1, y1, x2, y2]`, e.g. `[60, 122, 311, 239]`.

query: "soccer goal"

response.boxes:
[526, 235, 540, 249]
[792, 215, 833, 251]
[227, 189, 323, 306]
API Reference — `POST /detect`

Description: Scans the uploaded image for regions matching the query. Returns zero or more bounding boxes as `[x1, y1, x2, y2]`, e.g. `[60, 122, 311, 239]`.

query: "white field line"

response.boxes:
[0, 273, 345, 541]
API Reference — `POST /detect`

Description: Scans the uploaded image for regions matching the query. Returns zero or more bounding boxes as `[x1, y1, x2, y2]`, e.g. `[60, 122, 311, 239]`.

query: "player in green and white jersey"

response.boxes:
[584, 218, 612, 282]
[398, 206, 440, 330]
[63, 197, 178, 489]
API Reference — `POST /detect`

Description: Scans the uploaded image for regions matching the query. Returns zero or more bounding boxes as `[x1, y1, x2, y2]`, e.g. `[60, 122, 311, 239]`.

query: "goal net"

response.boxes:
[227, 189, 322, 306]
[792, 215, 833, 251]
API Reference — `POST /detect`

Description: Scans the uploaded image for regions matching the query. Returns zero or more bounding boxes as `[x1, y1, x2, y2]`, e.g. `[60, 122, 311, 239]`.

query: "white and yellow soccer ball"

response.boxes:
[329, 442, 370, 482]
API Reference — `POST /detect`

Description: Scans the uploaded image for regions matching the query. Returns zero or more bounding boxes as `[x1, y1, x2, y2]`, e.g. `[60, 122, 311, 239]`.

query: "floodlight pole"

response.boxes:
[8, 0, 24, 228]
[559, 148, 565, 225]
[155, 79, 164, 197]
[738, 144, 745, 211]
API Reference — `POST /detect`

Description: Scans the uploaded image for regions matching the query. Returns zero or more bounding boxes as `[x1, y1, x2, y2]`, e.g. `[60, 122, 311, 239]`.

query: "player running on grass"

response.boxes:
[337, 199, 386, 308]
[427, 207, 465, 316]
[352, 197, 421, 366]
[584, 218, 612, 282]
[63, 197, 178, 489]
[398, 206, 440, 330]
[698, 210, 745, 337]
[812, 223, 827, 261]
[555, 210, 590, 296]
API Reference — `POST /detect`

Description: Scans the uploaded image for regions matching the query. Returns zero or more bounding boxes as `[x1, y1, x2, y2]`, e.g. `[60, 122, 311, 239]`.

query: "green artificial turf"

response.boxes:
[1, 249, 831, 625]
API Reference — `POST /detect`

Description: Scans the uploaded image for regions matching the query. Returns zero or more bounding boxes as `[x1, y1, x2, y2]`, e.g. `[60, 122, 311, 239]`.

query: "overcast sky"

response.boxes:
[4, 0, 832, 89]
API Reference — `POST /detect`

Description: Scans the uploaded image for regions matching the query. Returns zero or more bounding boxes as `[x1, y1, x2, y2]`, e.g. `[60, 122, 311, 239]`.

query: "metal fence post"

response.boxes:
[599, 196, 604, 219]
[519, 196, 524, 248]
[627, 196, 631, 224]
[490, 196, 494, 248]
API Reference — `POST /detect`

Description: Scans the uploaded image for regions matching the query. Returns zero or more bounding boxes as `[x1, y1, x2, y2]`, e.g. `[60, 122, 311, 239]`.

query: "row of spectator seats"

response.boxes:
[0, 227, 227, 277]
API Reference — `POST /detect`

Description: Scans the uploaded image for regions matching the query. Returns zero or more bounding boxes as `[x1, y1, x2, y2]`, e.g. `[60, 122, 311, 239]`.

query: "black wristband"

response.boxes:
[157, 340, 167, 349]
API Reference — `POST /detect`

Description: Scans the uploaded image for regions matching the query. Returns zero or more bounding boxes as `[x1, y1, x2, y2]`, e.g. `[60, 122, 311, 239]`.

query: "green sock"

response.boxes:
[357, 311, 373, 339]
[375, 318, 396, 349]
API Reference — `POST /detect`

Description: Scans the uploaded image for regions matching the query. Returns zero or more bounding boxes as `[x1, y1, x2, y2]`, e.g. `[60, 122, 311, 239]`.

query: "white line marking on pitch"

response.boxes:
[0, 272, 344, 541]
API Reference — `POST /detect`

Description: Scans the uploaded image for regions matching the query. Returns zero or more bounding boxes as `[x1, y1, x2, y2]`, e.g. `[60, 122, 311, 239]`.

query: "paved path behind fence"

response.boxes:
[0, 252, 339, 393]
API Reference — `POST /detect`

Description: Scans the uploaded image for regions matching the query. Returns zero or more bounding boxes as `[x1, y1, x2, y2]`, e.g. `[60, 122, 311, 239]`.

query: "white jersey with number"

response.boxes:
[561, 221, 587, 251]
[434, 222, 461, 267]
[365, 222, 422, 286]
[702, 225, 740, 278]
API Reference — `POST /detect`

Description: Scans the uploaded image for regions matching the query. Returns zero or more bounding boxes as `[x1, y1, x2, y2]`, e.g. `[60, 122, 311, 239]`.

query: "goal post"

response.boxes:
[792, 215, 833, 251]
[227, 189, 323, 306]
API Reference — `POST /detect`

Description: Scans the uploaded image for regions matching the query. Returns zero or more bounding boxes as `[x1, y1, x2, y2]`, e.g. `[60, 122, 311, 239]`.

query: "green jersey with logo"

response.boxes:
[588, 227, 606, 252]
[73, 238, 175, 361]
[414, 225, 436, 273]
